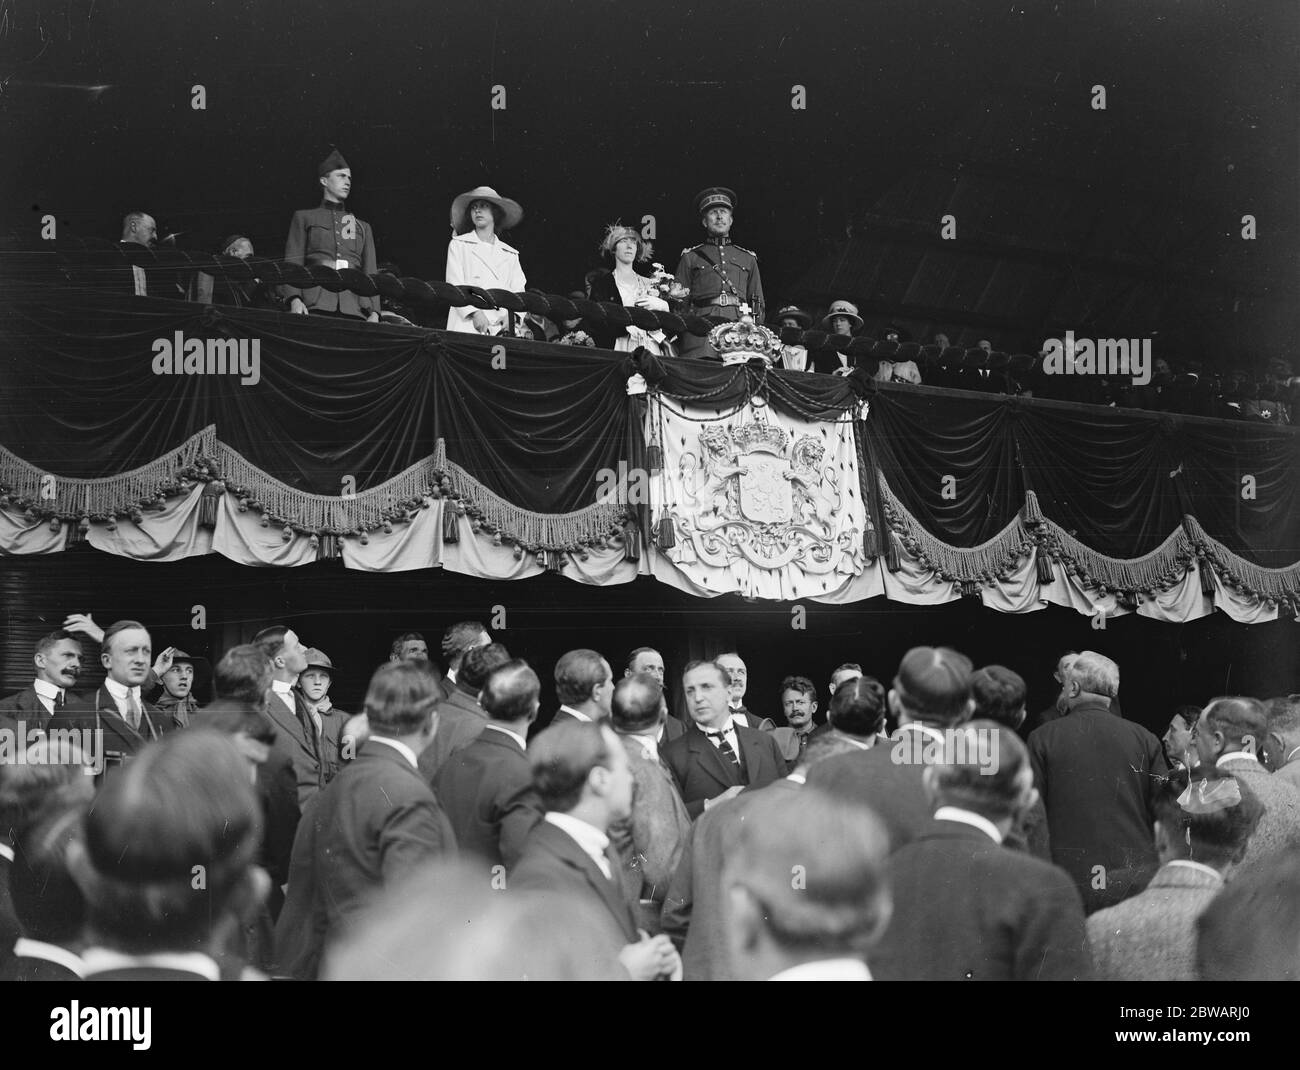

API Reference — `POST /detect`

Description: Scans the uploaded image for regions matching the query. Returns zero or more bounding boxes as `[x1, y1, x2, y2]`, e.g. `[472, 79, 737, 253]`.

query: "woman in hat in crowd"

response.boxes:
[586, 223, 674, 356]
[821, 299, 863, 376]
[774, 304, 812, 371]
[445, 186, 529, 336]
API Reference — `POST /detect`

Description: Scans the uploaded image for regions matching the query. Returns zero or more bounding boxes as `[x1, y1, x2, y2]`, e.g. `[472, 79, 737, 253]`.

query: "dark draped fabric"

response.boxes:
[1, 293, 1297, 567]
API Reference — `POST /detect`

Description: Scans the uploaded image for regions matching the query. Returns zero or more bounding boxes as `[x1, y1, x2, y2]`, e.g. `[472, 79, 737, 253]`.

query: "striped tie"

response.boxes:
[126, 691, 142, 732]
[704, 728, 741, 772]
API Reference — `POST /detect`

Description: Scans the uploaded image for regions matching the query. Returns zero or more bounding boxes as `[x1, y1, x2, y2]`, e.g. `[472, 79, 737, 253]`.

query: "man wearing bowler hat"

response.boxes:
[282, 149, 380, 321]
[674, 187, 765, 359]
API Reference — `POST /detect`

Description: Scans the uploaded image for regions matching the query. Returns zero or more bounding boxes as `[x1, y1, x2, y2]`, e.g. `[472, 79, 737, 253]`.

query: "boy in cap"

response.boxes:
[296, 648, 349, 751]
[674, 187, 764, 358]
[282, 149, 380, 321]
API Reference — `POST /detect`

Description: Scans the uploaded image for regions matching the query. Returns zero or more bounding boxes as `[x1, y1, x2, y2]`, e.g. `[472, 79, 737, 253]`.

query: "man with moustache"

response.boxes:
[661, 660, 788, 818]
[282, 149, 380, 321]
[674, 188, 765, 359]
[0, 631, 86, 735]
[49, 620, 175, 764]
[779, 676, 819, 758]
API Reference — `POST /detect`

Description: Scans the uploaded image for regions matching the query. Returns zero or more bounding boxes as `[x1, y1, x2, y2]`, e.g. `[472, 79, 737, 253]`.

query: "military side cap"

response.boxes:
[694, 187, 737, 216]
[318, 149, 351, 177]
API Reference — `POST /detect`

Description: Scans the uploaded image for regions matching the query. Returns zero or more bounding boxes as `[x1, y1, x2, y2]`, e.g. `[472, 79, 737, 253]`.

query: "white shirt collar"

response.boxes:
[544, 811, 611, 878]
[33, 678, 64, 701]
[484, 723, 527, 750]
[104, 677, 140, 702]
[0, 842, 13, 862]
[1216, 751, 1260, 767]
[786, 771, 807, 784]
[1285, 744, 1300, 764]
[1166, 859, 1224, 883]
[367, 735, 419, 769]
[767, 958, 872, 981]
[12, 938, 85, 978]
[934, 805, 1003, 844]
[447, 668, 458, 683]
[560, 704, 592, 723]
[626, 731, 659, 761]
[81, 947, 221, 981]
[271, 679, 295, 695]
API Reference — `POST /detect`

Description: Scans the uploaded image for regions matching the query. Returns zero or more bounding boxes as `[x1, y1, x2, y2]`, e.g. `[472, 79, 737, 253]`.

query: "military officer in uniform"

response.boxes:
[282, 149, 380, 321]
[674, 187, 764, 359]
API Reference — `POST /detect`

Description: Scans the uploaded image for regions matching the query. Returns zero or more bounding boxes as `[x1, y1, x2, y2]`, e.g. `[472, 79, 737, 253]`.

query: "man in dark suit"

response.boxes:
[813, 674, 889, 750]
[1197, 848, 1300, 980]
[1028, 651, 1166, 913]
[191, 645, 301, 925]
[0, 629, 86, 736]
[546, 648, 614, 729]
[1088, 767, 1261, 981]
[609, 674, 692, 931]
[511, 721, 680, 980]
[276, 662, 456, 980]
[1, 806, 87, 981]
[662, 732, 862, 979]
[418, 642, 512, 781]
[662, 660, 789, 818]
[807, 646, 976, 852]
[715, 652, 776, 730]
[48, 620, 176, 767]
[434, 658, 543, 875]
[724, 785, 891, 981]
[624, 647, 686, 744]
[870, 724, 1092, 981]
[255, 625, 341, 808]
[435, 621, 491, 700]
[75, 730, 269, 981]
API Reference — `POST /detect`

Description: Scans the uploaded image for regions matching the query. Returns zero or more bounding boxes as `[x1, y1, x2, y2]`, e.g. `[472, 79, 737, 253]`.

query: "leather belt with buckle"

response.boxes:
[694, 293, 737, 307]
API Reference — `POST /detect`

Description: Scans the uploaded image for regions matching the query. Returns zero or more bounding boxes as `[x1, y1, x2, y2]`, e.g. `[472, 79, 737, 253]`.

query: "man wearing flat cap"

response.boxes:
[296, 648, 349, 758]
[674, 187, 765, 359]
[282, 149, 380, 321]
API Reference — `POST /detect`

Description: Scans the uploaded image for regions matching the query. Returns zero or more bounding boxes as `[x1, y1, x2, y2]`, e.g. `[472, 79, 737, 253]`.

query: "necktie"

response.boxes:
[703, 728, 741, 772]
[54, 689, 66, 712]
[126, 690, 142, 732]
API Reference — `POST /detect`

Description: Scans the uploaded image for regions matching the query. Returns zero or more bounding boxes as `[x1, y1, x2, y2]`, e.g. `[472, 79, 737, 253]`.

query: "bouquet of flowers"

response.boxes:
[649, 263, 690, 304]
[558, 329, 595, 347]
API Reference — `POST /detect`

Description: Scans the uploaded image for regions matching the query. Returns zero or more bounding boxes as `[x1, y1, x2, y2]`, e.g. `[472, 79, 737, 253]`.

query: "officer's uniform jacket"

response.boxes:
[281, 200, 379, 317]
[673, 235, 764, 323]
[444, 231, 527, 334]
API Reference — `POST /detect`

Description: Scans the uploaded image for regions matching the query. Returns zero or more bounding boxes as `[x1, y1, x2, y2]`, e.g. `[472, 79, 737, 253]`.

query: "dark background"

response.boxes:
[2, 0, 1297, 357]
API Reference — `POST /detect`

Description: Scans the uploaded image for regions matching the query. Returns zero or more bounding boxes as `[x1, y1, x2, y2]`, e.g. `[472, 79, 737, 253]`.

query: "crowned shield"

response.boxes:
[738, 454, 793, 524]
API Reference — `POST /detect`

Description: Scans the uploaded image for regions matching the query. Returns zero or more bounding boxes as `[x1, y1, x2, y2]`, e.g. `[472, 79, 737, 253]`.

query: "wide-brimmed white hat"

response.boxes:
[821, 299, 863, 331]
[450, 186, 524, 234]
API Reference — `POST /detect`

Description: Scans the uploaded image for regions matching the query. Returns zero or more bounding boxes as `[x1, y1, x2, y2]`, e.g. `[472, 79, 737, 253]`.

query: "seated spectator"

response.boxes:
[819, 300, 861, 376]
[192, 235, 281, 309]
[555, 290, 595, 347]
[723, 785, 891, 981]
[1197, 848, 1300, 980]
[587, 224, 672, 356]
[869, 724, 1091, 981]
[1, 804, 89, 980]
[1088, 767, 1262, 981]
[773, 305, 812, 371]
[73, 730, 269, 980]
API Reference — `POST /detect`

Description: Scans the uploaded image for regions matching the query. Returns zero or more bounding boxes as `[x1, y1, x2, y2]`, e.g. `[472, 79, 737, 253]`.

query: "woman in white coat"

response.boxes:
[445, 185, 528, 335]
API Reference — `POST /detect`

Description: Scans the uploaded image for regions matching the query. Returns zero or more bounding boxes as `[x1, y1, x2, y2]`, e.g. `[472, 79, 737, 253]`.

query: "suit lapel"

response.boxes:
[542, 822, 636, 941]
[735, 728, 767, 784]
[96, 688, 147, 748]
[689, 728, 740, 789]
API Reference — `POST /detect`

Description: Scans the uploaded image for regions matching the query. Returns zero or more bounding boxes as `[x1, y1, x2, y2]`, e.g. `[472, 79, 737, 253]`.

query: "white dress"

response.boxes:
[611, 272, 670, 356]
[445, 231, 527, 334]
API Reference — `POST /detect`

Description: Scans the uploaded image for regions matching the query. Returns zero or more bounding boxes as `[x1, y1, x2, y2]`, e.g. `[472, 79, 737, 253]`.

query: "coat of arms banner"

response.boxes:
[649, 393, 869, 601]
